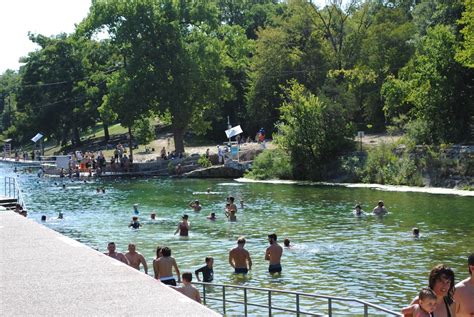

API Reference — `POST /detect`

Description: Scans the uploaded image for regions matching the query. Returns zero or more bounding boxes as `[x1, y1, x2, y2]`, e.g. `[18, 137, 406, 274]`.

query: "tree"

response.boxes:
[456, 0, 474, 68]
[80, 0, 235, 154]
[275, 80, 352, 180]
[382, 25, 473, 143]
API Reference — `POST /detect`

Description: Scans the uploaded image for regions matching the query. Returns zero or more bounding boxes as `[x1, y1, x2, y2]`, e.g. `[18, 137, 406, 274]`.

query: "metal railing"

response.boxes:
[193, 282, 402, 316]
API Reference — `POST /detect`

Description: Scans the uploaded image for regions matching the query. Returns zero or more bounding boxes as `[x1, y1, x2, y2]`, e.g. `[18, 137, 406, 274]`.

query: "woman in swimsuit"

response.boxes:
[404, 264, 456, 317]
[174, 214, 190, 237]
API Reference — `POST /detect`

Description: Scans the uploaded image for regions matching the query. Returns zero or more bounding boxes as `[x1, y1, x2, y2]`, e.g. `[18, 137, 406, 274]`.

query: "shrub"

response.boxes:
[197, 155, 212, 168]
[245, 149, 292, 180]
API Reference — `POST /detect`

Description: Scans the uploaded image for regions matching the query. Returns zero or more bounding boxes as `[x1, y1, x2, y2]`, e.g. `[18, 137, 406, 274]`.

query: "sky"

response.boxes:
[0, 0, 327, 74]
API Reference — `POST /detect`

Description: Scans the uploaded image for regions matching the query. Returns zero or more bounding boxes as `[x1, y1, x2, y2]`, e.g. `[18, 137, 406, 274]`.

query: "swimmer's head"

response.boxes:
[413, 227, 420, 237]
[418, 287, 437, 313]
[205, 256, 214, 266]
[283, 238, 290, 247]
[237, 237, 246, 245]
[161, 247, 171, 257]
[468, 253, 474, 275]
[156, 246, 162, 258]
[268, 233, 277, 243]
[182, 272, 192, 283]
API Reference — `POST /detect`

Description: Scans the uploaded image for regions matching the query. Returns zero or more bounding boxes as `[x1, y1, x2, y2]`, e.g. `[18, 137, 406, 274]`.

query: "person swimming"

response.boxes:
[353, 204, 365, 216]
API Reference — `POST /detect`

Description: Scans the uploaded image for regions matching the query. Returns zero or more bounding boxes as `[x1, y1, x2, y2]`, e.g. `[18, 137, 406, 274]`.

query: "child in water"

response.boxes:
[402, 287, 437, 317]
[128, 216, 141, 229]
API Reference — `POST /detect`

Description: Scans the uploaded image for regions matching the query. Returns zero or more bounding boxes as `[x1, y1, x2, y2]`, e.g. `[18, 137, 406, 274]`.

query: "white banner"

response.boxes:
[225, 125, 243, 139]
[31, 133, 44, 143]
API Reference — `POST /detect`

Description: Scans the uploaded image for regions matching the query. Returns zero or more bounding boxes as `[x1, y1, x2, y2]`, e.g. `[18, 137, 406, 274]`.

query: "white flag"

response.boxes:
[225, 125, 243, 138]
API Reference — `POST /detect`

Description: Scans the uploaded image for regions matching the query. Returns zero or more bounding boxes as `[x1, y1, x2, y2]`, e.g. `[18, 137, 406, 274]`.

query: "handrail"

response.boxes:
[193, 281, 402, 316]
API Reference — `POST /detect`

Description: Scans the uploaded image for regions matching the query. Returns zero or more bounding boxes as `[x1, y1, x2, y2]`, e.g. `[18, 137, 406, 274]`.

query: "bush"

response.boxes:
[197, 155, 212, 168]
[245, 149, 292, 180]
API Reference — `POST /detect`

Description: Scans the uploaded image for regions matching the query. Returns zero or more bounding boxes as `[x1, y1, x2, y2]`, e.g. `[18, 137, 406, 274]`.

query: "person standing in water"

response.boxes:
[125, 243, 148, 274]
[174, 215, 190, 237]
[265, 233, 283, 274]
[229, 237, 252, 274]
[104, 242, 129, 264]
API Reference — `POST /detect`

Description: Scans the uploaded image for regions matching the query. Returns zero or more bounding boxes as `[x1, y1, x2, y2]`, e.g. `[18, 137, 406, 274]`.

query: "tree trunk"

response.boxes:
[128, 126, 133, 163]
[173, 127, 185, 154]
[73, 127, 81, 146]
[103, 122, 110, 142]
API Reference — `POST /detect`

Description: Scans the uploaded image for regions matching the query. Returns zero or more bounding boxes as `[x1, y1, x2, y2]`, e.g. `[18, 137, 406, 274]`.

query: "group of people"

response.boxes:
[401, 255, 474, 317]
[104, 232, 290, 304]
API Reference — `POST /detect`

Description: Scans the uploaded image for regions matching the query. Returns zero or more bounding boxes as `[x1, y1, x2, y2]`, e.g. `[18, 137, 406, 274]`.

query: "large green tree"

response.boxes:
[81, 0, 238, 153]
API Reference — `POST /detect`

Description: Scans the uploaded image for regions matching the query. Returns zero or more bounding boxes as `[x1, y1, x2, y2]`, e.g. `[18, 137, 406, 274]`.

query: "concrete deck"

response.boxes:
[0, 211, 220, 316]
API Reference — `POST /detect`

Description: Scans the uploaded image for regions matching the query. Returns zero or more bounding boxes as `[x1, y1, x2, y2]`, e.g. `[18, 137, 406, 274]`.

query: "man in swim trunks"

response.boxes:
[229, 237, 252, 274]
[265, 233, 283, 274]
[154, 247, 181, 286]
[125, 243, 148, 274]
[104, 242, 129, 264]
[174, 214, 190, 236]
[453, 253, 474, 317]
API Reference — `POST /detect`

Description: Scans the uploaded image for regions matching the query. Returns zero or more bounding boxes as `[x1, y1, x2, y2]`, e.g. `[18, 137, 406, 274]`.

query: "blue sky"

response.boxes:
[0, 0, 327, 73]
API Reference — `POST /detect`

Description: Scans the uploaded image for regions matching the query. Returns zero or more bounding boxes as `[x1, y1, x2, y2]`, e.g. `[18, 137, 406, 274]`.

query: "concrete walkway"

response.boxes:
[0, 211, 220, 316]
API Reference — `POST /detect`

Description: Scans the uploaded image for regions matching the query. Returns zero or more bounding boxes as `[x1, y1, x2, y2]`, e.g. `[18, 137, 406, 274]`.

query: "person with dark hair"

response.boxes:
[153, 246, 162, 279]
[172, 273, 201, 303]
[265, 233, 283, 274]
[174, 214, 190, 237]
[104, 242, 129, 265]
[128, 216, 141, 229]
[229, 237, 252, 274]
[195, 257, 214, 282]
[154, 247, 180, 286]
[373, 200, 388, 215]
[405, 264, 456, 317]
[402, 287, 437, 317]
[453, 253, 474, 317]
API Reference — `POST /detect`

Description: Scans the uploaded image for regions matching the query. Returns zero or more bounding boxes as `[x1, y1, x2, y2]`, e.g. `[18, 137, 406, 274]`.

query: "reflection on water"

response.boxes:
[2, 163, 474, 315]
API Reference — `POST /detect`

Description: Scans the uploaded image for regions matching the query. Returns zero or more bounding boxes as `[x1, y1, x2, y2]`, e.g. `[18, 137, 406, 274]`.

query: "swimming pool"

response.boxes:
[3, 163, 473, 315]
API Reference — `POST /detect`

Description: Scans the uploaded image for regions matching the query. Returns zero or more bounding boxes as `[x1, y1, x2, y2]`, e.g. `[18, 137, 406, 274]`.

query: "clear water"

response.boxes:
[2, 163, 473, 316]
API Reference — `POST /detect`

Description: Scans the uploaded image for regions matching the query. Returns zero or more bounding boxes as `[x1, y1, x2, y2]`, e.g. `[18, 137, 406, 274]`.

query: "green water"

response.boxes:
[3, 163, 474, 316]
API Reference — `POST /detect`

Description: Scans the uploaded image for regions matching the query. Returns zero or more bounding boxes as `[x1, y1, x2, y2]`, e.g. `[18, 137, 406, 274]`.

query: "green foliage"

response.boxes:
[382, 24, 473, 143]
[245, 149, 292, 180]
[132, 118, 155, 145]
[197, 155, 212, 168]
[456, 0, 474, 68]
[275, 80, 352, 180]
[363, 142, 424, 186]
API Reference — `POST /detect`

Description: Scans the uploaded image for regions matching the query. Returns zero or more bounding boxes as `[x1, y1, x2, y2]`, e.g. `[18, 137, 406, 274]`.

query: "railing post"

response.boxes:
[296, 294, 300, 317]
[268, 290, 272, 317]
[328, 298, 332, 317]
[364, 304, 368, 317]
[244, 287, 248, 316]
[202, 284, 206, 305]
[222, 285, 226, 315]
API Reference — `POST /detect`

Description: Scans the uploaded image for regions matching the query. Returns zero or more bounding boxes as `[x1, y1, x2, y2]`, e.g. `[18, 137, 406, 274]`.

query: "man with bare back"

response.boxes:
[154, 247, 181, 286]
[229, 237, 252, 274]
[125, 243, 148, 274]
[265, 233, 283, 274]
[454, 253, 474, 317]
